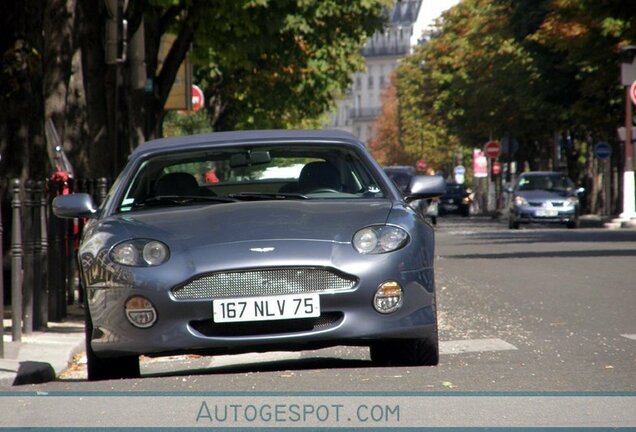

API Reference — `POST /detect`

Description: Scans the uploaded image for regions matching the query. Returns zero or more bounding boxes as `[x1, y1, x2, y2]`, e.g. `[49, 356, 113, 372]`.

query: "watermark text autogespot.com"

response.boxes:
[196, 401, 400, 426]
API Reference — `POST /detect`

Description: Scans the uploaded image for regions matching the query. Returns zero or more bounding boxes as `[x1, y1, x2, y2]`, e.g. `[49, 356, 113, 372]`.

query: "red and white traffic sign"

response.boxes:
[192, 84, 204, 112]
[630, 80, 636, 106]
[492, 161, 501, 175]
[484, 140, 501, 159]
[416, 159, 427, 172]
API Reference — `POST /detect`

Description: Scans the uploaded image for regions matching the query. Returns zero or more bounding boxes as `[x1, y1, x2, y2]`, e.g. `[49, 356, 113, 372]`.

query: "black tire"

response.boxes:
[84, 305, 140, 381]
[370, 299, 440, 367]
[508, 217, 520, 229]
[370, 336, 439, 367]
[566, 219, 579, 229]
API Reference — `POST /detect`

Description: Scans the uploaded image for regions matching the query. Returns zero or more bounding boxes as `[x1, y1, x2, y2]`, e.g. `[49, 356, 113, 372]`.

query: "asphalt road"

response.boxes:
[6, 215, 636, 428]
[25, 215, 634, 393]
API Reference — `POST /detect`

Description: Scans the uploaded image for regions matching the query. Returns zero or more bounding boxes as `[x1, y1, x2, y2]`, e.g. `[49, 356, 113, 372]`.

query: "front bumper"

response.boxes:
[86, 265, 437, 359]
[511, 205, 577, 224]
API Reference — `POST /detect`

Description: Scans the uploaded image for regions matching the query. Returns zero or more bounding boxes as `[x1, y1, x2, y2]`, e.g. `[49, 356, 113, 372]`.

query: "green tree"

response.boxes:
[1, 0, 390, 180]
[392, 0, 634, 187]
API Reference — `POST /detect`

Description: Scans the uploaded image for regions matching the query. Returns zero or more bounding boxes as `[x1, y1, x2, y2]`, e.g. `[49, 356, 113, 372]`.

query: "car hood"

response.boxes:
[111, 200, 393, 246]
[515, 190, 573, 200]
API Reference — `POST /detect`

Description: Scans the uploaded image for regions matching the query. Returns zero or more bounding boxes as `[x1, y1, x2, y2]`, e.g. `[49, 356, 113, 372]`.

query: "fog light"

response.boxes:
[373, 281, 403, 314]
[125, 296, 157, 328]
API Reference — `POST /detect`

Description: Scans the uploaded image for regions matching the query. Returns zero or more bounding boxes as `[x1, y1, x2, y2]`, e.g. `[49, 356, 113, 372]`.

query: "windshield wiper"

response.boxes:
[227, 192, 308, 201]
[132, 195, 238, 208]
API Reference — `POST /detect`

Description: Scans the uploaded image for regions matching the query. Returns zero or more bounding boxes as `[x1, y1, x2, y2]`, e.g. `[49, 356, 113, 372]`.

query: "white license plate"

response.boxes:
[535, 209, 558, 217]
[213, 293, 320, 323]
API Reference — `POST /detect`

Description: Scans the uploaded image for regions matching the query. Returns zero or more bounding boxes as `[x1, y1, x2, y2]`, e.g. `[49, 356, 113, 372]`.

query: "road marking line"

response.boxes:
[440, 338, 518, 354]
[621, 334, 636, 341]
[209, 351, 302, 367]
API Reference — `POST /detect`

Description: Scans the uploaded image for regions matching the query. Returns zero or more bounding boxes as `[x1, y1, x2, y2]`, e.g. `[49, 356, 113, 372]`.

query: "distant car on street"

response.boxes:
[439, 183, 471, 217]
[507, 171, 583, 229]
[53, 130, 446, 380]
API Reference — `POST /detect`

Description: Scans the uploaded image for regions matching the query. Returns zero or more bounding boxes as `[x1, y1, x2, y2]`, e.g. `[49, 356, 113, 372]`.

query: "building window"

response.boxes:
[379, 75, 385, 88]
[368, 75, 374, 90]
[355, 76, 361, 90]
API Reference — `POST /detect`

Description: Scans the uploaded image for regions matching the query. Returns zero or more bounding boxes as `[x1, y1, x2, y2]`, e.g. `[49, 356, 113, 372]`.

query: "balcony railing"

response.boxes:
[361, 44, 409, 57]
[348, 107, 381, 120]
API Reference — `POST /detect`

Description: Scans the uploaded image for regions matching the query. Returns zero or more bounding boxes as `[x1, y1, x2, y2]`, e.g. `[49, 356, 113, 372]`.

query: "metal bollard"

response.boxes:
[47, 179, 62, 322]
[33, 181, 48, 330]
[11, 179, 23, 342]
[97, 177, 108, 206]
[22, 180, 34, 334]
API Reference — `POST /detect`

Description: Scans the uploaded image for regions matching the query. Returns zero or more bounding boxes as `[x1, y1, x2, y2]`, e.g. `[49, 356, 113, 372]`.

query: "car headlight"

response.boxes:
[111, 239, 170, 266]
[566, 196, 578, 206]
[353, 226, 409, 254]
[513, 196, 528, 206]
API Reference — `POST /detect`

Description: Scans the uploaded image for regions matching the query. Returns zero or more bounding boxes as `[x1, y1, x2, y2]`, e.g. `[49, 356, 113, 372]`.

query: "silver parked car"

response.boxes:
[53, 130, 446, 380]
[507, 171, 583, 229]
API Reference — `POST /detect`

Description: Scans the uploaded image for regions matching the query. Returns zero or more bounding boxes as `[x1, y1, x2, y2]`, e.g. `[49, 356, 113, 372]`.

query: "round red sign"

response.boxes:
[416, 159, 427, 172]
[192, 85, 205, 112]
[484, 140, 501, 159]
[630, 80, 636, 106]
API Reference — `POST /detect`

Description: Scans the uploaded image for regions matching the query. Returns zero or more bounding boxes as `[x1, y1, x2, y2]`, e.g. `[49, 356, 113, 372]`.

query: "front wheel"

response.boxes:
[508, 217, 520, 229]
[370, 336, 439, 366]
[84, 305, 140, 381]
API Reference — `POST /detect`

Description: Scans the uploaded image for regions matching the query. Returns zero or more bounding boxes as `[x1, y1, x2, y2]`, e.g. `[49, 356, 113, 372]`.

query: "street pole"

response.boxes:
[619, 47, 636, 223]
[0, 193, 4, 357]
[620, 85, 635, 220]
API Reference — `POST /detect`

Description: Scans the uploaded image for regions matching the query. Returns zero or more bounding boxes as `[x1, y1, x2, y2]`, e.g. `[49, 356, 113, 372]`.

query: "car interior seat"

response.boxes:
[155, 172, 200, 196]
[297, 161, 341, 193]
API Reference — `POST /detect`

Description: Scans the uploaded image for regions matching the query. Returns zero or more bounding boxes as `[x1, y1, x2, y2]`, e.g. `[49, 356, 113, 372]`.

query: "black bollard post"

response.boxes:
[38, 181, 49, 327]
[97, 177, 108, 206]
[47, 180, 62, 322]
[22, 180, 34, 334]
[11, 179, 23, 341]
[32, 181, 48, 330]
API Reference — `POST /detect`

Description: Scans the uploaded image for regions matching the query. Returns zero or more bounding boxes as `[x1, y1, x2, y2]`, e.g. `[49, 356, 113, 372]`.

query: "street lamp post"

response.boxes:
[619, 46, 636, 224]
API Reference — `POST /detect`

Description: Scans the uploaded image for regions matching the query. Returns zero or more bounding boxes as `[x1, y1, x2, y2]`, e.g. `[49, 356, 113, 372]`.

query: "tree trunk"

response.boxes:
[0, 0, 47, 182]
[73, 0, 113, 178]
[43, 0, 78, 174]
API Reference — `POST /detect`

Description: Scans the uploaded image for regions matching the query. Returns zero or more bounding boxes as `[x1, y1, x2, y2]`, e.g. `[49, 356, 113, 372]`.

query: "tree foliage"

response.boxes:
[0, 0, 390, 181]
[379, 0, 634, 182]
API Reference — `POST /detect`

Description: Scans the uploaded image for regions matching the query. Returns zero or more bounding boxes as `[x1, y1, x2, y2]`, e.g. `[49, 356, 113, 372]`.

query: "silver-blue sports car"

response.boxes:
[53, 130, 445, 380]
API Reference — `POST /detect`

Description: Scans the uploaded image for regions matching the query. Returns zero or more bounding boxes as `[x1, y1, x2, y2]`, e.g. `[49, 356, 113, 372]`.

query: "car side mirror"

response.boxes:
[405, 175, 446, 201]
[53, 193, 97, 219]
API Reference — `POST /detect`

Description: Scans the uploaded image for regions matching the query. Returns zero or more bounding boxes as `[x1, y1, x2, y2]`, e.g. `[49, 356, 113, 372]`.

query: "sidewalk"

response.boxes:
[0, 304, 85, 387]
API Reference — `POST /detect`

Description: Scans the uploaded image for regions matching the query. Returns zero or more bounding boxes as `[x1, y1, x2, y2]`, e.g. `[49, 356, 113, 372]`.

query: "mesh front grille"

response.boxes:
[172, 267, 357, 300]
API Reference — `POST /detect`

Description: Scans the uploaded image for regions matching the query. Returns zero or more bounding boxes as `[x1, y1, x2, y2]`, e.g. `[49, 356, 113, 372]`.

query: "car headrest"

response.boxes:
[298, 161, 341, 193]
[155, 172, 199, 196]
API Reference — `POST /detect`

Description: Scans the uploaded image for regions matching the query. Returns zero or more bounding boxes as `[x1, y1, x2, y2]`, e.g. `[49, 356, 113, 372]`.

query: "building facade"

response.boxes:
[326, 0, 422, 145]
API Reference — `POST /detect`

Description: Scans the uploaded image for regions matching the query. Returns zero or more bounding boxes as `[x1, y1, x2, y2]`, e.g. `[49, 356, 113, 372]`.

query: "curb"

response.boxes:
[1, 311, 85, 387]
[0, 337, 85, 387]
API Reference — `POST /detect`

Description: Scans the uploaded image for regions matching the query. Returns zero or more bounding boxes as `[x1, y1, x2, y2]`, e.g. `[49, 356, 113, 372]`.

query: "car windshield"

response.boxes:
[517, 174, 572, 192]
[116, 143, 384, 212]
